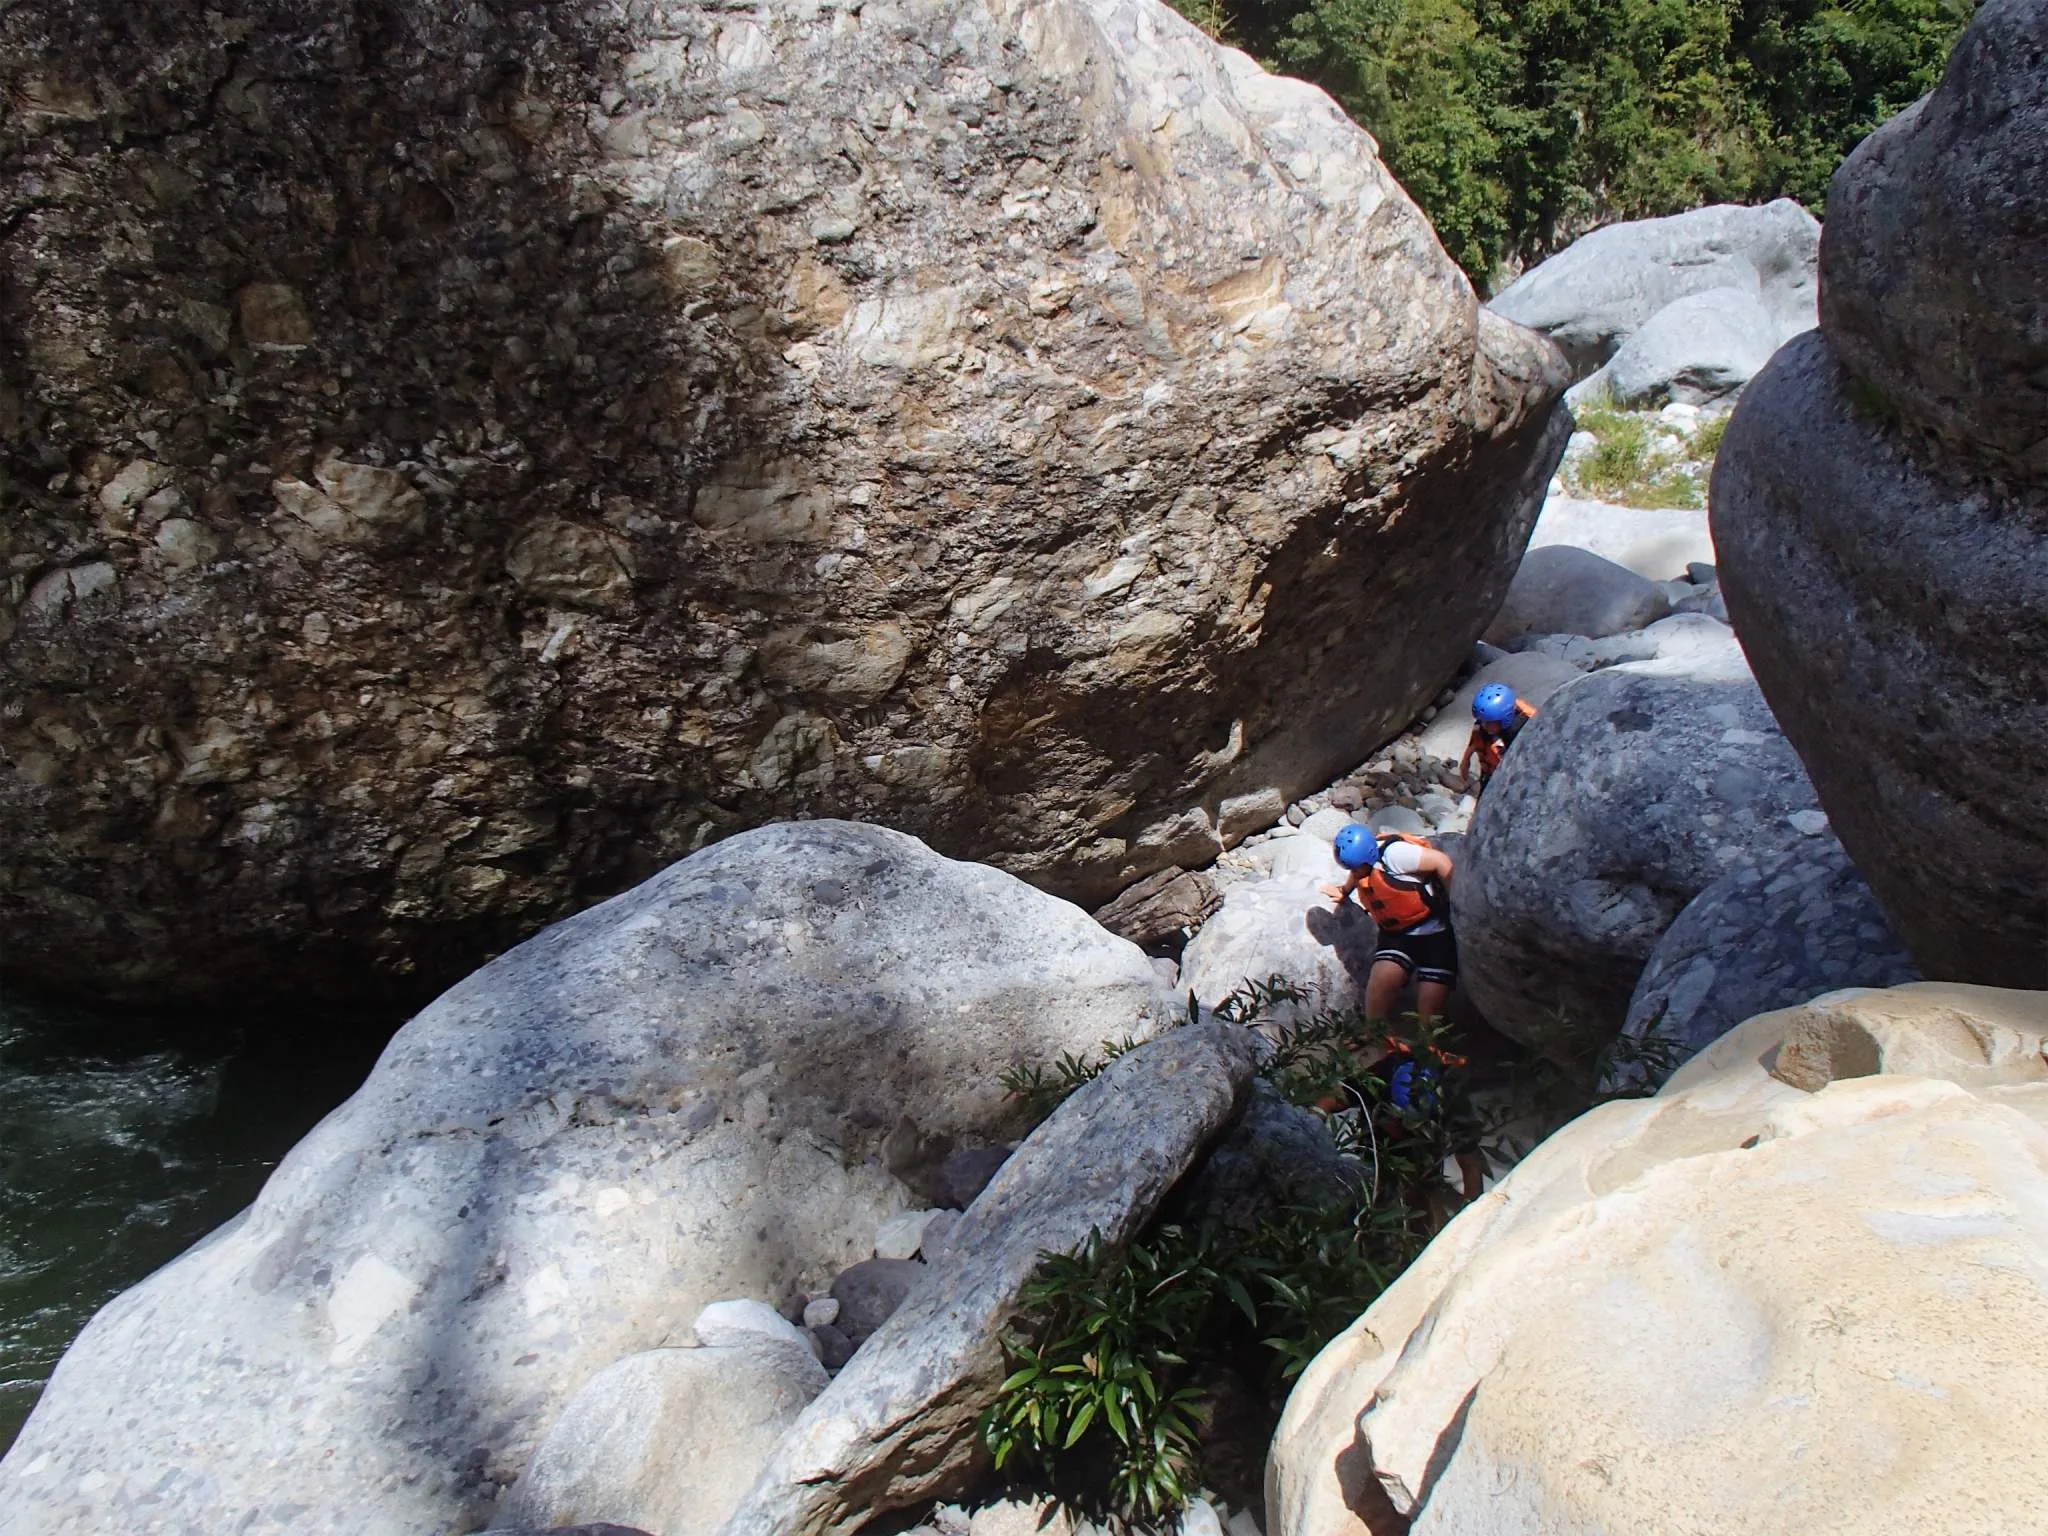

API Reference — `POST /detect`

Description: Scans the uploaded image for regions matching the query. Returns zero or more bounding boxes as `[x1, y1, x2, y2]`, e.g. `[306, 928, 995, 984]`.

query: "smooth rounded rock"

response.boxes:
[1610, 836, 1922, 1090]
[1483, 545, 1672, 646]
[1590, 285, 1783, 408]
[1271, 983, 2048, 1536]
[0, 822, 1173, 1536]
[829, 1259, 928, 1344]
[502, 1343, 828, 1536]
[1490, 200, 1819, 377]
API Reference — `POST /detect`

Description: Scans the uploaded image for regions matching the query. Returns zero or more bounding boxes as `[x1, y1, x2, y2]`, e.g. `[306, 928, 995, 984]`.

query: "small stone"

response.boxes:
[1788, 809, 1830, 836]
[1687, 561, 1718, 586]
[810, 1322, 856, 1370]
[802, 1296, 841, 1329]
[874, 1208, 946, 1261]
[829, 1258, 927, 1342]
[1285, 803, 1306, 827]
[1328, 784, 1363, 812]
[694, 1299, 813, 1355]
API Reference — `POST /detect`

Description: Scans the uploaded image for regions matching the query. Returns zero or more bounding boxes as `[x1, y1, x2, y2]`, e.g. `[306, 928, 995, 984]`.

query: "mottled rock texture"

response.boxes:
[1713, 0, 2048, 989]
[1819, 0, 2048, 479]
[1454, 628, 1823, 1062]
[1269, 983, 2048, 1536]
[0, 821, 1174, 1536]
[1613, 833, 1920, 1089]
[0, 0, 1567, 1010]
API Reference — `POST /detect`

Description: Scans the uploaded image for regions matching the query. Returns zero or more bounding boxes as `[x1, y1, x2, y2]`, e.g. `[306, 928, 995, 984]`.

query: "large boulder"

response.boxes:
[1524, 496, 1713, 582]
[0, 822, 1175, 1536]
[719, 1021, 1257, 1536]
[1713, 333, 2048, 987]
[1269, 982, 2048, 1536]
[1481, 545, 1670, 647]
[1588, 285, 1781, 408]
[0, 0, 1568, 1013]
[1612, 833, 1921, 1089]
[1819, 0, 2048, 479]
[1453, 628, 1822, 1061]
[1489, 200, 1819, 378]
[501, 1341, 830, 1536]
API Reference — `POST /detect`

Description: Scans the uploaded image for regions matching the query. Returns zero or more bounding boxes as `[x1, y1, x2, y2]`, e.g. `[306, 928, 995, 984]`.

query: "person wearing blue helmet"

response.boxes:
[1324, 823, 1458, 1024]
[1458, 681, 1538, 793]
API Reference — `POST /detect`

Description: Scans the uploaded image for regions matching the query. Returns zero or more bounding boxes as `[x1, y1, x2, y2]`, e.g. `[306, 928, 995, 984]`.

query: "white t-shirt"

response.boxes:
[1369, 838, 1445, 935]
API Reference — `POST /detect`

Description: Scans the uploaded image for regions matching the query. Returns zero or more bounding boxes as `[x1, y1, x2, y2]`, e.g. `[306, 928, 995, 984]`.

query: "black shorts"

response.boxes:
[1372, 925, 1458, 987]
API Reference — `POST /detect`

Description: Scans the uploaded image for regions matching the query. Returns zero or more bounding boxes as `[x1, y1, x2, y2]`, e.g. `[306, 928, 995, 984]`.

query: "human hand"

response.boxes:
[1319, 883, 1345, 903]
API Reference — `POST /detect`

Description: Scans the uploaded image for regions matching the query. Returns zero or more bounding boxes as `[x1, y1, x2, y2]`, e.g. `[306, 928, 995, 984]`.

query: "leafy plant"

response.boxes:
[983, 979, 1501, 1530]
[1000, 1035, 1147, 1127]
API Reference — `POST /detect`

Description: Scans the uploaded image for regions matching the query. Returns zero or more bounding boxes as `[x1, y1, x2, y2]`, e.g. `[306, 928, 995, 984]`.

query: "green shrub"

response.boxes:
[1689, 411, 1730, 460]
[982, 981, 1486, 1530]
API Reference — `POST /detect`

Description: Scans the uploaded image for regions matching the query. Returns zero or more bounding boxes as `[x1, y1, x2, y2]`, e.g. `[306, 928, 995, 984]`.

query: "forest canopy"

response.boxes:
[1172, 0, 1978, 285]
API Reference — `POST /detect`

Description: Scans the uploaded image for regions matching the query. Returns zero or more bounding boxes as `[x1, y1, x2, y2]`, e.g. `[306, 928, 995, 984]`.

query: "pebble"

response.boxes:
[802, 1296, 841, 1328]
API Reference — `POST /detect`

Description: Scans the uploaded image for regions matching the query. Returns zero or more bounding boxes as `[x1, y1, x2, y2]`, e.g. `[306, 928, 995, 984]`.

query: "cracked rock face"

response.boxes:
[0, 0, 1566, 1010]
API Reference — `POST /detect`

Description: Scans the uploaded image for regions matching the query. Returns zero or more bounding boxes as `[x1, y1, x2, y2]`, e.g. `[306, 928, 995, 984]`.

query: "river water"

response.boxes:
[0, 987, 392, 1455]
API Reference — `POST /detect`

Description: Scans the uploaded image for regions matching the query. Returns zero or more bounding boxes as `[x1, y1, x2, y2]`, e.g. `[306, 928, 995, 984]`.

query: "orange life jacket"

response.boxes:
[1468, 699, 1537, 776]
[1359, 833, 1448, 934]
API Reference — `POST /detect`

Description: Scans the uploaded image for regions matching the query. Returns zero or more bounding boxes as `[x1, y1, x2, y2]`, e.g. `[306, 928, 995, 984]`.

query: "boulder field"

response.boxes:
[1488, 199, 1818, 402]
[0, 0, 1566, 1012]
[1712, 0, 2048, 988]
[1270, 982, 2048, 1536]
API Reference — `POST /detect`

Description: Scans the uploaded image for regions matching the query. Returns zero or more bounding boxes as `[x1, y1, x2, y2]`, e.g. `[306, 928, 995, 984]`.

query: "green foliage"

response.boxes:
[1559, 405, 1741, 507]
[999, 1036, 1146, 1128]
[1170, 0, 1976, 281]
[984, 979, 1488, 1530]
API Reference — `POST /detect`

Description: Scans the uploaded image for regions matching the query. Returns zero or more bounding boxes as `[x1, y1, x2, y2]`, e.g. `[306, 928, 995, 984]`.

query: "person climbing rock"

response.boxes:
[1458, 682, 1538, 793]
[1321, 823, 1458, 1025]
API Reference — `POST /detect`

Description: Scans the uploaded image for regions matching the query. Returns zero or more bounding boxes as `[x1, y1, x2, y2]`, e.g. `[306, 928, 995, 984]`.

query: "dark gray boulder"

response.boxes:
[829, 1260, 929, 1345]
[1819, 0, 2048, 479]
[1453, 627, 1823, 1063]
[1608, 835, 1922, 1090]
[1713, 333, 2048, 988]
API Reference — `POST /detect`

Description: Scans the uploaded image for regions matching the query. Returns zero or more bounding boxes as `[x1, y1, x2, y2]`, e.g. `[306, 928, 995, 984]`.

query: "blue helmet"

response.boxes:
[1333, 824, 1381, 870]
[1473, 683, 1518, 725]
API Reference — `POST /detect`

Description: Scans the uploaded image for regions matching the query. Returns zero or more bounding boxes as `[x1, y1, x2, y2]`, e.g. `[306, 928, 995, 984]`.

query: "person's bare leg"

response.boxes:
[1364, 958, 1409, 1021]
[1415, 978, 1451, 1024]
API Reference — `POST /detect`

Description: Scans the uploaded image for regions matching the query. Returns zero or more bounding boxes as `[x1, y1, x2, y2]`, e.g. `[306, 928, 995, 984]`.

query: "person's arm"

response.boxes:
[1320, 868, 1364, 904]
[1458, 731, 1480, 785]
[1416, 845, 1455, 891]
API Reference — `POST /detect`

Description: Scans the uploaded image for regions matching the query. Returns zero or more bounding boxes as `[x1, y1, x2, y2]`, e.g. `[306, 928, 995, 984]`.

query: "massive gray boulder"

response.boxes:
[1611, 834, 1921, 1090]
[0, 822, 1175, 1536]
[1712, 0, 2047, 990]
[1490, 200, 1818, 378]
[719, 1022, 1257, 1536]
[1453, 629, 1823, 1062]
[1179, 875, 1376, 1018]
[1714, 334, 2048, 989]
[0, 0, 1567, 1013]
[1819, 0, 2048, 480]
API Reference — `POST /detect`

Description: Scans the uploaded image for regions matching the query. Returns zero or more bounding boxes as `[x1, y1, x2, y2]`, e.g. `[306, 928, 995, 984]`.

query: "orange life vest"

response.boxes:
[1359, 833, 1448, 934]
[1468, 699, 1537, 776]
